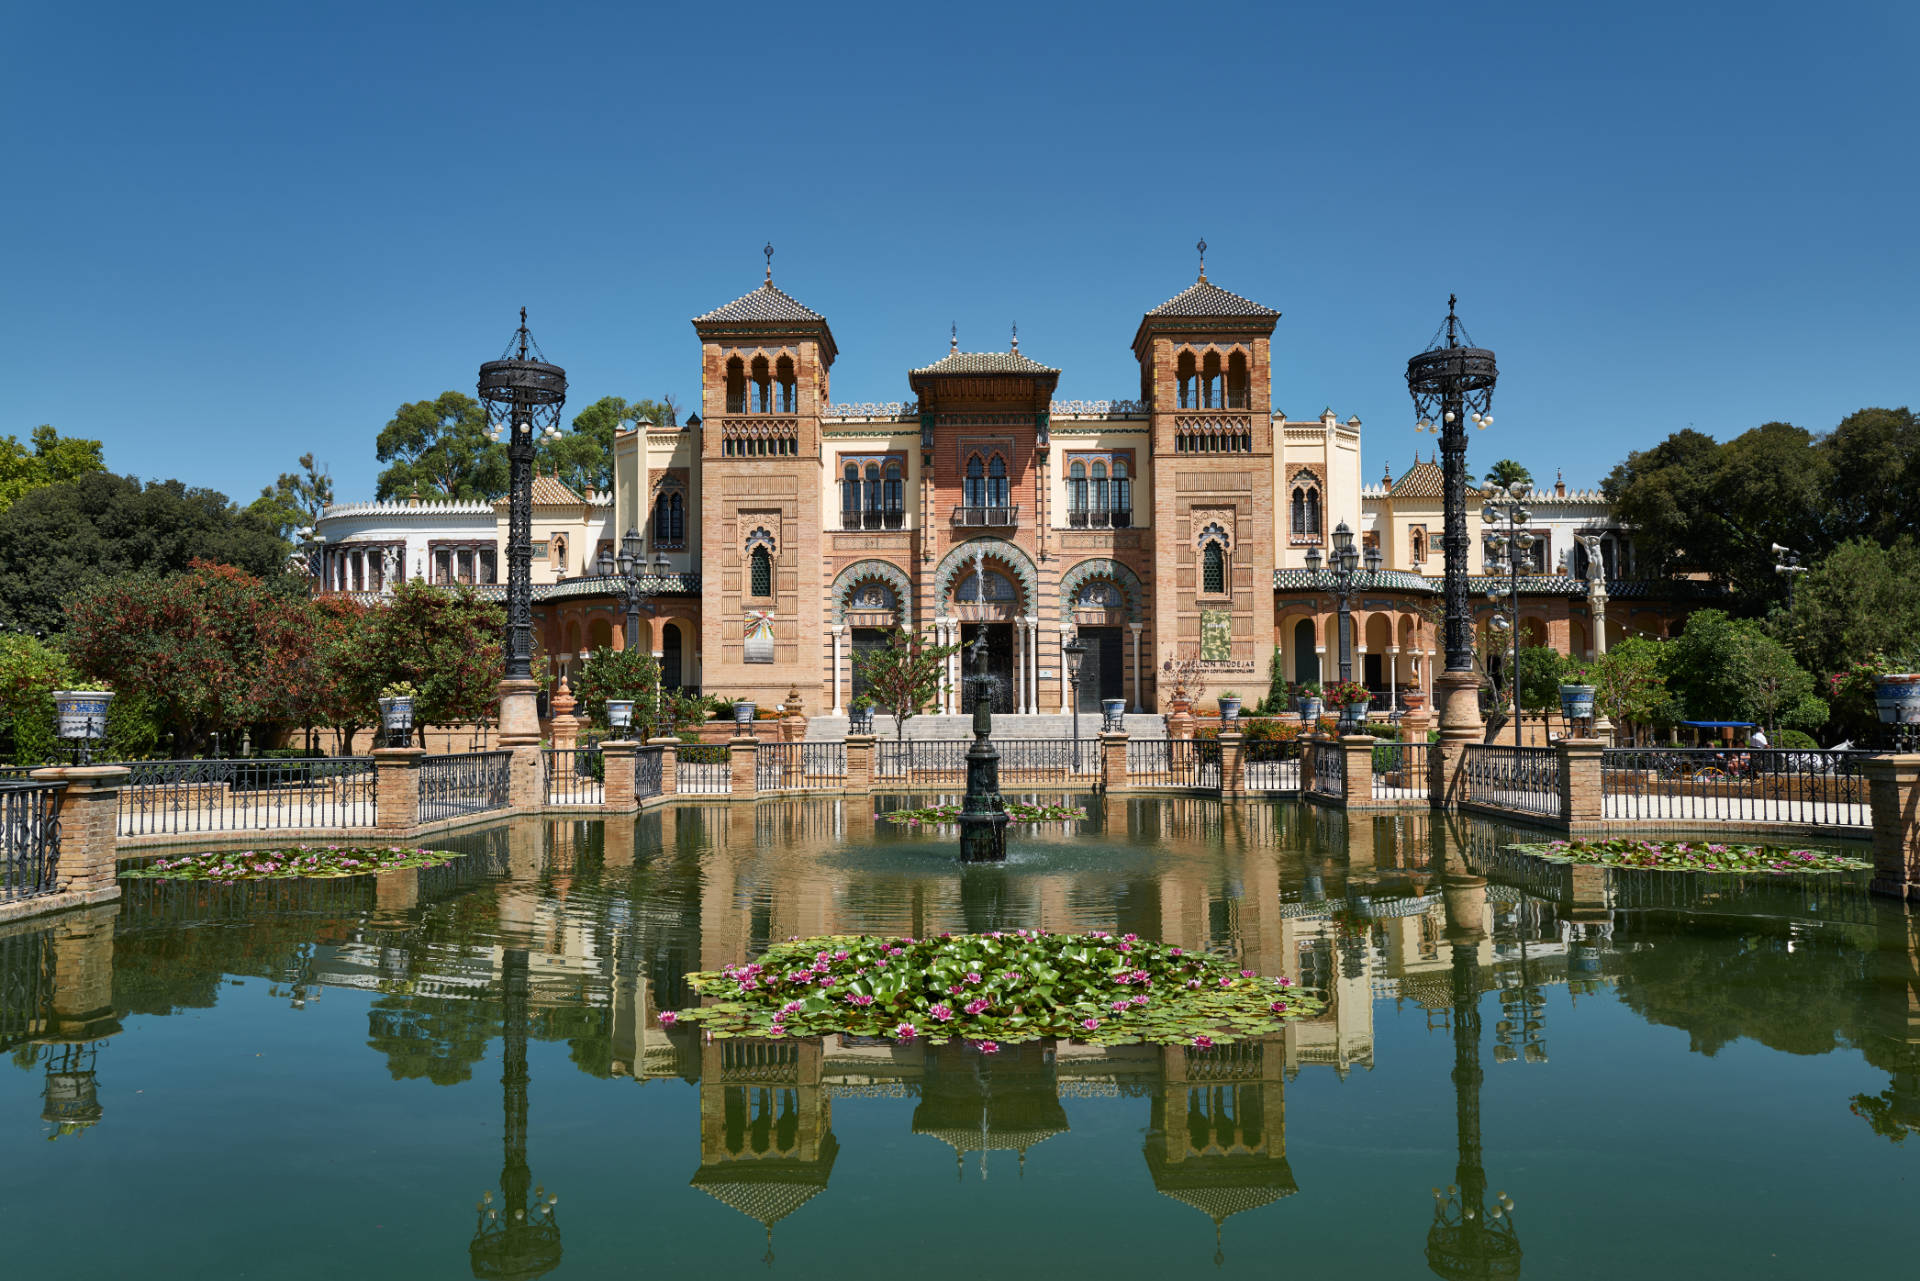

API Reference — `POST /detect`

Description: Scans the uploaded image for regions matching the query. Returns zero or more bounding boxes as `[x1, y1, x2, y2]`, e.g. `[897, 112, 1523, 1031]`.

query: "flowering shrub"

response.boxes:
[1509, 839, 1869, 874]
[1323, 680, 1372, 709]
[668, 931, 1320, 1047]
[122, 843, 461, 881]
[880, 800, 1087, 826]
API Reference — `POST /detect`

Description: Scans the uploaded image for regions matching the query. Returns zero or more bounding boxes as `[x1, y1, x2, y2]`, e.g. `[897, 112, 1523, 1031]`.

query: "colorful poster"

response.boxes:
[744, 611, 775, 664]
[1200, 609, 1232, 661]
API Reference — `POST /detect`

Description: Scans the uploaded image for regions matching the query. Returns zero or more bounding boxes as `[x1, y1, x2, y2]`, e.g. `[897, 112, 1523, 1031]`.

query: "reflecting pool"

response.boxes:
[2, 798, 1916, 1279]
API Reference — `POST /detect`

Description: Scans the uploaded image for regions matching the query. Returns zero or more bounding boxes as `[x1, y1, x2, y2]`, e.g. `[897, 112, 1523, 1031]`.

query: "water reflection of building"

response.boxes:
[1145, 1041, 1294, 1266]
[690, 1039, 837, 1266]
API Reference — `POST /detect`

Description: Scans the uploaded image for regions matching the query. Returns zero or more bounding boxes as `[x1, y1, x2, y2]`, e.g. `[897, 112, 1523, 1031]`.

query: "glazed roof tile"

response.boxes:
[1390, 459, 1446, 499]
[909, 350, 1060, 377]
[1144, 277, 1278, 319]
[693, 282, 827, 325]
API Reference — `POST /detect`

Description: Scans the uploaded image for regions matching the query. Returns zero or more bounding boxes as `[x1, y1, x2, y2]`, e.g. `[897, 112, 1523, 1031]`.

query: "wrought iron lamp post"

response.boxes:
[1304, 522, 1383, 688]
[1407, 297, 1497, 741]
[1772, 543, 1807, 610]
[1481, 483, 1536, 735]
[479, 310, 566, 759]
[1062, 634, 1088, 765]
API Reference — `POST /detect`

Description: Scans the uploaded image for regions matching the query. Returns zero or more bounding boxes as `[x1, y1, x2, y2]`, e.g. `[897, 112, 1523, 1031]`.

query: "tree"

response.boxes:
[1482, 459, 1533, 490]
[543, 396, 678, 495]
[851, 627, 962, 742]
[248, 452, 334, 540]
[373, 392, 506, 501]
[1590, 636, 1673, 743]
[1744, 633, 1827, 735]
[1515, 645, 1569, 711]
[1774, 537, 1920, 680]
[1817, 407, 1920, 547]
[329, 580, 505, 741]
[572, 646, 677, 740]
[265, 594, 371, 751]
[0, 472, 292, 637]
[0, 425, 106, 516]
[1660, 608, 1824, 733]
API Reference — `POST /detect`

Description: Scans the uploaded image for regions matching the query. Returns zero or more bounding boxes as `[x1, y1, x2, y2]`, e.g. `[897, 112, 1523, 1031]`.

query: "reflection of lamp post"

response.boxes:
[469, 947, 561, 1280]
[1062, 634, 1087, 763]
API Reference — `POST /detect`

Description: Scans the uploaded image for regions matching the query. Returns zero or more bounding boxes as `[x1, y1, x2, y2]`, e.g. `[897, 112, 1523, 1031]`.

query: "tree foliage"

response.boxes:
[1659, 609, 1825, 733]
[1773, 537, 1920, 681]
[374, 392, 506, 501]
[852, 627, 962, 742]
[0, 425, 106, 516]
[248, 452, 334, 540]
[569, 646, 701, 741]
[1591, 636, 1673, 741]
[0, 472, 292, 637]
[328, 580, 504, 736]
[544, 396, 677, 495]
[1482, 459, 1533, 489]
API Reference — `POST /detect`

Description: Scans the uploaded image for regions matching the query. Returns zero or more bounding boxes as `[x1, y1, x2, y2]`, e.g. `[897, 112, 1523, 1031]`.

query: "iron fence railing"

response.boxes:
[1600, 748, 1873, 828]
[675, 745, 732, 795]
[118, 758, 377, 835]
[1243, 736, 1303, 791]
[1372, 742, 1431, 801]
[544, 746, 604, 806]
[635, 745, 664, 800]
[1307, 741, 1344, 799]
[418, 751, 511, 824]
[1463, 745, 1561, 819]
[755, 741, 847, 791]
[873, 738, 1098, 784]
[1, 780, 63, 902]
[1124, 739, 1221, 789]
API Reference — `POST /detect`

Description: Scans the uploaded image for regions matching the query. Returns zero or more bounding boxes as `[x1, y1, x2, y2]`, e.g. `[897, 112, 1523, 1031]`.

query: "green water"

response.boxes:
[2, 798, 1914, 1279]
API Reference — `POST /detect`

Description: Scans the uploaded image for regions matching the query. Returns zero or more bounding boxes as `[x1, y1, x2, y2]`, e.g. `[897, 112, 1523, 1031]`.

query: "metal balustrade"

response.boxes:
[1463, 745, 1561, 819]
[1, 780, 63, 902]
[873, 738, 1097, 784]
[118, 758, 377, 835]
[755, 742, 847, 791]
[1307, 742, 1344, 799]
[543, 746, 604, 806]
[950, 505, 1019, 528]
[675, 745, 732, 795]
[1601, 748, 1872, 828]
[1372, 742, 1431, 802]
[1123, 739, 1221, 790]
[0, 927, 53, 1052]
[635, 745, 664, 800]
[1242, 737, 1302, 792]
[418, 751, 511, 824]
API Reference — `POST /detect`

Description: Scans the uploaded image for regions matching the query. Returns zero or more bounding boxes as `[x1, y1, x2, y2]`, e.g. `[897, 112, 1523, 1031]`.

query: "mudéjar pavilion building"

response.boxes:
[309, 259, 1701, 724]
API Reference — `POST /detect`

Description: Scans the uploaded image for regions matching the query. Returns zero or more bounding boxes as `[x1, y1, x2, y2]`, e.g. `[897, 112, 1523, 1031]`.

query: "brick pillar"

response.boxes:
[1557, 738, 1604, 830]
[1218, 732, 1245, 798]
[844, 734, 875, 793]
[1865, 754, 1920, 901]
[1168, 708, 1195, 741]
[649, 737, 679, 797]
[1432, 738, 1472, 811]
[549, 678, 580, 752]
[729, 737, 758, 796]
[1100, 730, 1129, 793]
[1341, 735, 1376, 809]
[602, 740, 638, 810]
[372, 748, 424, 833]
[497, 676, 546, 812]
[31, 765, 130, 900]
[375, 868, 420, 913]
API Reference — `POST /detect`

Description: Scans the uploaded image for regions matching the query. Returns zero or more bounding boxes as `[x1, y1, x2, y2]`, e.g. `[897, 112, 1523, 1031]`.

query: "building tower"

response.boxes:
[1135, 245, 1280, 708]
[692, 250, 837, 710]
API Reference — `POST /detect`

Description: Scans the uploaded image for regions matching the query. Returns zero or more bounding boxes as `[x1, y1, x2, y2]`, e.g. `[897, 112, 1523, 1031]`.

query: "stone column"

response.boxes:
[1058, 626, 1072, 713]
[1340, 735, 1376, 809]
[1431, 666, 1483, 811]
[497, 675, 546, 812]
[1012, 617, 1025, 715]
[648, 736, 679, 796]
[1557, 738, 1605, 831]
[26, 766, 129, 901]
[1030, 620, 1042, 714]
[602, 740, 638, 811]
[1100, 729, 1130, 793]
[845, 733, 875, 793]
[1128, 623, 1143, 713]
[1386, 645, 1399, 714]
[830, 625, 845, 716]
[1168, 706, 1194, 741]
[371, 747, 425, 834]
[1218, 732, 1245, 798]
[729, 736, 758, 796]
[1866, 754, 1920, 901]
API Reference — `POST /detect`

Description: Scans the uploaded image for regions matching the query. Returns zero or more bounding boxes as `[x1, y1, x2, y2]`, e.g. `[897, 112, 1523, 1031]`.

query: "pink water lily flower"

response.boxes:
[782, 1001, 803, 1013]
[1187, 979, 1202, 990]
[1081, 1018, 1101, 1031]
[1192, 1035, 1213, 1049]
[965, 972, 982, 984]
[964, 998, 990, 1015]
[1111, 1000, 1131, 1012]
[930, 1004, 955, 1022]
[1240, 969, 1255, 979]
[1131, 994, 1149, 1006]
[846, 993, 875, 1006]
[658, 1012, 678, 1027]
[1269, 1001, 1289, 1014]
[895, 1022, 918, 1040]
[975, 1040, 1000, 1054]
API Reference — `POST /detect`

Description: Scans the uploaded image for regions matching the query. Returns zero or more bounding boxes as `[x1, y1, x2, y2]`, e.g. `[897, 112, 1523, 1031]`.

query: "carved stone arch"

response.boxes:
[831, 559, 914, 630]
[934, 538, 1038, 612]
[1196, 521, 1232, 551]
[744, 525, 777, 556]
[1058, 558, 1145, 624]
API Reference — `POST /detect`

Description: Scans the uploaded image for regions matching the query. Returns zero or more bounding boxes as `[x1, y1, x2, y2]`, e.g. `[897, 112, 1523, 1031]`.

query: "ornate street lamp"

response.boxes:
[1062, 634, 1088, 764]
[1481, 483, 1536, 734]
[1407, 297, 1497, 740]
[1772, 542, 1807, 610]
[1305, 522, 1383, 691]
[479, 310, 566, 749]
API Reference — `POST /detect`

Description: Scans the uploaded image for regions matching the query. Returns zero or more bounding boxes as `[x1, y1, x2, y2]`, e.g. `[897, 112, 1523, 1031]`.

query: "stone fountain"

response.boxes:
[957, 618, 1009, 863]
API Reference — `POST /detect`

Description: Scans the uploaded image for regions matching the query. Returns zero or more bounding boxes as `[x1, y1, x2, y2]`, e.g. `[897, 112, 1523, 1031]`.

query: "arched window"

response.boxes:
[1090, 461, 1108, 517]
[864, 463, 882, 525]
[987, 454, 1008, 508]
[551, 535, 568, 575]
[1203, 542, 1226, 594]
[776, 355, 797, 413]
[751, 356, 772, 414]
[1226, 351, 1249, 409]
[1176, 350, 1198, 409]
[1112, 458, 1131, 526]
[965, 455, 986, 508]
[883, 462, 903, 528]
[1306, 488, 1322, 535]
[726, 357, 747, 414]
[1202, 351, 1222, 408]
[1291, 487, 1307, 536]
[842, 463, 860, 528]
[1068, 461, 1087, 523]
[749, 546, 772, 597]
[1411, 529, 1426, 562]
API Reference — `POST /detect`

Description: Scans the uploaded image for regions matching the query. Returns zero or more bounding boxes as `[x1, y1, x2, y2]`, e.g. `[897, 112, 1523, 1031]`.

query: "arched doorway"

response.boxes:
[1292, 618, 1320, 685]
[956, 566, 1019, 714]
[661, 623, 683, 690]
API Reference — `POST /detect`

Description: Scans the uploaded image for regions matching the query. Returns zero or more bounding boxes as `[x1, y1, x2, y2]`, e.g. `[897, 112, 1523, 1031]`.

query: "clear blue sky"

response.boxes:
[4, 1, 1913, 505]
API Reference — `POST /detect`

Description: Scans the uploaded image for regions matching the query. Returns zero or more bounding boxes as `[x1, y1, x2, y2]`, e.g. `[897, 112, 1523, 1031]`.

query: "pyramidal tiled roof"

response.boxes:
[910, 349, 1060, 377]
[693, 281, 826, 325]
[1391, 458, 1446, 499]
[529, 474, 584, 505]
[1144, 276, 1278, 319]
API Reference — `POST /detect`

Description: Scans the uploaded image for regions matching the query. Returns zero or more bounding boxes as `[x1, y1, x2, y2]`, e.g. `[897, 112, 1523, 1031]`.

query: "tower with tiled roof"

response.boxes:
[1134, 243, 1281, 707]
[692, 247, 835, 707]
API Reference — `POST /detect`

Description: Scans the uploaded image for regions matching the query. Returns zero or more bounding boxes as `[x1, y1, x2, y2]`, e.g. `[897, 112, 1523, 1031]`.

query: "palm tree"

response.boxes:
[1483, 459, 1533, 490]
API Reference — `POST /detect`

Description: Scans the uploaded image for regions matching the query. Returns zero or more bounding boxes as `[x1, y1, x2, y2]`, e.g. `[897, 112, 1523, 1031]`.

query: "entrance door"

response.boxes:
[1076, 627, 1124, 712]
[1363, 652, 1383, 694]
[1292, 619, 1320, 685]
[850, 627, 891, 706]
[959, 623, 1014, 714]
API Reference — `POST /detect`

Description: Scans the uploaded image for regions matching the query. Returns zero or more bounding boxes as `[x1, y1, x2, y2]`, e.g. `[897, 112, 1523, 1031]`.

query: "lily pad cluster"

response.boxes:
[880, 800, 1087, 826]
[666, 930, 1320, 1049]
[122, 844, 462, 881]
[1510, 839, 1870, 874]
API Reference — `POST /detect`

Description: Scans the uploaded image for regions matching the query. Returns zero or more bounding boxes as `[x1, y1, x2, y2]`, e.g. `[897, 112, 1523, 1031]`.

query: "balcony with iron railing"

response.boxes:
[1067, 507, 1131, 529]
[951, 505, 1020, 529]
[840, 508, 908, 531]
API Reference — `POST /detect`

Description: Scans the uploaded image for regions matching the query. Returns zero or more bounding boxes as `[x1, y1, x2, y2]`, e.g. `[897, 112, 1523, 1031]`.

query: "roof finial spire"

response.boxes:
[763, 241, 774, 284]
[1010, 321, 1018, 353]
[950, 321, 958, 353]
[1197, 237, 1208, 281]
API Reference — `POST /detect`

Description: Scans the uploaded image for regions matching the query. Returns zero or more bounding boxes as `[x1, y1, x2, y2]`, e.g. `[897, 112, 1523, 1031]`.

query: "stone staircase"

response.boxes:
[806, 712, 1167, 741]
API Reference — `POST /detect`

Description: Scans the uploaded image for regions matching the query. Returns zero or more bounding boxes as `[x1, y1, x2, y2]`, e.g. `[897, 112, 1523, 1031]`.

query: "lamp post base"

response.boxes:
[1435, 670, 1483, 742]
